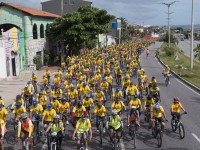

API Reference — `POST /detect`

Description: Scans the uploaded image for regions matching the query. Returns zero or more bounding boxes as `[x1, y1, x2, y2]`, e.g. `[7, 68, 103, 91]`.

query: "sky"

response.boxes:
[1, 0, 200, 26]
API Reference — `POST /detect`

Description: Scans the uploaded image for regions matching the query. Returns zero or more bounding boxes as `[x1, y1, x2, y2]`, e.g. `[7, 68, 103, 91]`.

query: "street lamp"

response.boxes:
[190, 0, 194, 69]
[162, 1, 177, 48]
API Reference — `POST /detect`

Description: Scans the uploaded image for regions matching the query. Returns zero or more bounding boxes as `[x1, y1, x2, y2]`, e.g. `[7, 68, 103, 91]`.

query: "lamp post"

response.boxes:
[162, 1, 177, 48]
[190, 0, 194, 69]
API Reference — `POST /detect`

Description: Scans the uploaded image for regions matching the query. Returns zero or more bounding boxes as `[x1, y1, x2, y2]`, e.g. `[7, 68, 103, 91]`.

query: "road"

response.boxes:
[2, 42, 200, 150]
[177, 39, 200, 58]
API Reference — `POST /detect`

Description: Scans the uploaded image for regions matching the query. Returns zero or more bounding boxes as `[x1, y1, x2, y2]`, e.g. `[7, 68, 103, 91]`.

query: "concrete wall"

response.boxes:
[42, 0, 92, 15]
[0, 47, 7, 78]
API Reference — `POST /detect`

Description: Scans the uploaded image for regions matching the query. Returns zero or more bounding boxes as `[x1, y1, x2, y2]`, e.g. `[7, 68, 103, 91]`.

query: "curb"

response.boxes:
[156, 56, 200, 94]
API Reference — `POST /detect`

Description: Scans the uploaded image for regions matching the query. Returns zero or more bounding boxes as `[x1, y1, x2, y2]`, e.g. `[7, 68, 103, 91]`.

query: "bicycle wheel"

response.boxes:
[99, 122, 103, 144]
[171, 119, 176, 132]
[156, 131, 162, 148]
[179, 123, 185, 139]
[52, 144, 56, 150]
[133, 129, 136, 148]
[165, 77, 169, 87]
[114, 134, 117, 150]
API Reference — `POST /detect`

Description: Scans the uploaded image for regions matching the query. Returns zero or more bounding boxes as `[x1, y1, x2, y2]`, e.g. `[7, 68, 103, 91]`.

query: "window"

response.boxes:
[33, 24, 38, 39]
[40, 24, 44, 38]
[45, 24, 49, 37]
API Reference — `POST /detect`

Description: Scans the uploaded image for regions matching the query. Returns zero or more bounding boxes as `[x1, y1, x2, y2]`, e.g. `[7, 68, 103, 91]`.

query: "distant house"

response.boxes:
[0, 2, 59, 78]
[41, 0, 92, 15]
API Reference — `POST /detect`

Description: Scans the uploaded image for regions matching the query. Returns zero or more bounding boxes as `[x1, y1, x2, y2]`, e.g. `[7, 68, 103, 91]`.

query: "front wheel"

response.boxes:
[156, 131, 162, 148]
[51, 144, 56, 150]
[179, 123, 185, 139]
[133, 129, 136, 148]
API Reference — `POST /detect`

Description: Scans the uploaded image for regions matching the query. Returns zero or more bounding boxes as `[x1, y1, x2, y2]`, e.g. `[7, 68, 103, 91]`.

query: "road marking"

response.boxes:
[156, 58, 200, 96]
[120, 139, 125, 150]
[192, 133, 200, 143]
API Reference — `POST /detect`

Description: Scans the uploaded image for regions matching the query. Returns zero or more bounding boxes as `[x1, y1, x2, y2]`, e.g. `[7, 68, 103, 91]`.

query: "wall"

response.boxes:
[42, 0, 61, 16]
[26, 38, 46, 64]
[0, 47, 7, 78]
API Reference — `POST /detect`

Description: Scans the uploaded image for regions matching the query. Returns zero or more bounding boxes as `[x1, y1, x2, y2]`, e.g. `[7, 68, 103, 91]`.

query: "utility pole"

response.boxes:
[190, 0, 194, 69]
[162, 1, 177, 48]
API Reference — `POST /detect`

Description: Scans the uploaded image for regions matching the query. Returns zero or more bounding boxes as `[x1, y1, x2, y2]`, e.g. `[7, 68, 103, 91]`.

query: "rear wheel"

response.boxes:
[171, 119, 176, 132]
[52, 144, 56, 150]
[99, 122, 103, 144]
[179, 123, 185, 139]
[133, 129, 136, 148]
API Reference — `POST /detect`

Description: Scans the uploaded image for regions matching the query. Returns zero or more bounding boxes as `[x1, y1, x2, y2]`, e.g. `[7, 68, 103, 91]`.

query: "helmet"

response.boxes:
[134, 94, 138, 99]
[85, 94, 90, 98]
[153, 83, 157, 88]
[40, 86, 44, 90]
[116, 87, 120, 92]
[51, 85, 55, 89]
[152, 76, 155, 80]
[15, 102, 22, 108]
[130, 82, 134, 85]
[71, 86, 75, 91]
[112, 109, 118, 115]
[77, 101, 82, 107]
[53, 114, 60, 119]
[147, 95, 153, 100]
[174, 97, 179, 102]
[155, 103, 161, 110]
[48, 103, 53, 109]
[27, 81, 31, 84]
[83, 82, 87, 86]
[16, 95, 21, 100]
[82, 115, 87, 120]
[0, 104, 3, 109]
[33, 100, 38, 106]
[39, 92, 43, 95]
[103, 78, 106, 82]
[21, 113, 28, 120]
[62, 98, 67, 102]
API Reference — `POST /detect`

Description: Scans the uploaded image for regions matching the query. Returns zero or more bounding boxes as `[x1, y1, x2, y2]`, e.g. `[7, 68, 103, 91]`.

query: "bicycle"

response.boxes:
[95, 117, 106, 145]
[152, 118, 163, 147]
[144, 107, 151, 123]
[164, 73, 171, 87]
[171, 112, 187, 139]
[128, 121, 138, 149]
[47, 132, 60, 150]
[22, 137, 32, 150]
[112, 130, 119, 150]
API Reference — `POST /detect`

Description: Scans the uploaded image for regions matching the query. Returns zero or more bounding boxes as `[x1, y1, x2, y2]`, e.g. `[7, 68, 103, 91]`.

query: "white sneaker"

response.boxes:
[66, 121, 69, 125]
[97, 129, 99, 133]
[103, 128, 106, 133]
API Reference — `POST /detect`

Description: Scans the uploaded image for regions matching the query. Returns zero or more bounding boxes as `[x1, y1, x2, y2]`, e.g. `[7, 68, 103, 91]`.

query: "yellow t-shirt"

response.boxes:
[94, 106, 106, 117]
[59, 102, 70, 113]
[51, 100, 60, 111]
[0, 108, 8, 121]
[43, 109, 56, 122]
[72, 106, 86, 117]
[76, 118, 91, 134]
[12, 106, 26, 117]
[41, 78, 48, 84]
[129, 99, 141, 109]
[82, 98, 93, 108]
[127, 85, 138, 95]
[113, 91, 123, 99]
[80, 86, 90, 95]
[144, 98, 154, 107]
[111, 101, 125, 113]
[30, 104, 43, 115]
[38, 96, 47, 106]
[122, 80, 130, 88]
[44, 71, 51, 76]
[151, 106, 164, 118]
[171, 102, 183, 113]
[68, 90, 78, 99]
[101, 82, 109, 89]
[95, 91, 104, 101]
[0, 100, 5, 106]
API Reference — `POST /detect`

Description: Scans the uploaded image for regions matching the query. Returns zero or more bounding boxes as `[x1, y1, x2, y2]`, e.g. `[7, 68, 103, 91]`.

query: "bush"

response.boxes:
[163, 46, 175, 56]
[33, 55, 42, 70]
[44, 50, 50, 66]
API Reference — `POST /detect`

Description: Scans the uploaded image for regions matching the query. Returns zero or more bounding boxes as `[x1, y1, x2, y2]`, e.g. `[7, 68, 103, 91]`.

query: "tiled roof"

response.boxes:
[0, 2, 60, 18]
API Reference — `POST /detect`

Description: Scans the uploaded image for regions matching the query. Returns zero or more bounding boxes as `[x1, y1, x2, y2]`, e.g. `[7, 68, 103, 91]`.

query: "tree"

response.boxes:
[46, 6, 115, 54]
[194, 44, 200, 60]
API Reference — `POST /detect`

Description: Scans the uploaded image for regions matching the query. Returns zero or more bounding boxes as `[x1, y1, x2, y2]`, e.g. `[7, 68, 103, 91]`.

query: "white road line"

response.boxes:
[192, 133, 200, 143]
[120, 139, 125, 150]
[156, 59, 200, 96]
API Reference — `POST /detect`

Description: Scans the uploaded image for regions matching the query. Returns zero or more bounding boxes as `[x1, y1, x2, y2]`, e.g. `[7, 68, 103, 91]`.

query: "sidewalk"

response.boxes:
[0, 67, 58, 106]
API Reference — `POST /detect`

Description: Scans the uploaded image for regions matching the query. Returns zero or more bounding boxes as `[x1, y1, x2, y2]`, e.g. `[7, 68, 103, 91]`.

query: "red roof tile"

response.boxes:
[0, 2, 60, 18]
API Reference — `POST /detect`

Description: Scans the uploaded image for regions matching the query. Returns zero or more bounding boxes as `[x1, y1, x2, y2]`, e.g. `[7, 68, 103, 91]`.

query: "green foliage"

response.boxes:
[194, 44, 200, 60]
[163, 33, 176, 43]
[46, 6, 115, 54]
[33, 55, 42, 70]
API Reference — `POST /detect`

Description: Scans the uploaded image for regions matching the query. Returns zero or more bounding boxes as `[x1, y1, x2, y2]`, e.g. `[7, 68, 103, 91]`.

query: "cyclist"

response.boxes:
[68, 86, 78, 102]
[94, 101, 106, 133]
[0, 96, 5, 107]
[44, 68, 51, 84]
[170, 97, 187, 121]
[150, 103, 168, 130]
[150, 83, 160, 100]
[111, 98, 126, 115]
[0, 118, 6, 150]
[129, 94, 142, 115]
[82, 94, 93, 119]
[122, 76, 130, 98]
[0, 104, 7, 122]
[61, 61, 66, 72]
[23, 82, 34, 105]
[17, 113, 34, 149]
[101, 78, 109, 94]
[41, 75, 48, 88]
[56, 68, 63, 79]
[12, 102, 26, 120]
[115, 68, 122, 84]
[11, 95, 24, 109]
[80, 82, 90, 99]
[94, 88, 106, 104]
[106, 109, 123, 146]
[65, 70, 73, 80]
[144, 95, 155, 122]
[163, 65, 171, 77]
[38, 92, 47, 109]
[59, 98, 70, 125]
[127, 106, 140, 129]
[45, 114, 65, 149]
[72, 115, 92, 150]
[49, 85, 56, 101]
[42, 103, 56, 130]
[126, 82, 138, 103]
[137, 66, 144, 78]
[71, 101, 87, 128]
[54, 86, 63, 99]
[51, 96, 60, 113]
[148, 76, 157, 89]
[112, 87, 123, 101]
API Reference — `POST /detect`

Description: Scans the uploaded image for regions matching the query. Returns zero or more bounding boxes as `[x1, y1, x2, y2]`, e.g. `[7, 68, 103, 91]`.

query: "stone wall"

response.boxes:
[25, 38, 47, 65]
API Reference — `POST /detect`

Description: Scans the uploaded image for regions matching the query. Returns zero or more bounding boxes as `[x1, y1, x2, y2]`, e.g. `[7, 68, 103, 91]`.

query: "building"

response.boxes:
[41, 0, 92, 16]
[0, 2, 59, 78]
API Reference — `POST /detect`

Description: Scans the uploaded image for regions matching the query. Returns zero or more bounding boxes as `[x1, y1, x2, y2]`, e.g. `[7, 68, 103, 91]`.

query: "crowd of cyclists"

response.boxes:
[0, 39, 188, 150]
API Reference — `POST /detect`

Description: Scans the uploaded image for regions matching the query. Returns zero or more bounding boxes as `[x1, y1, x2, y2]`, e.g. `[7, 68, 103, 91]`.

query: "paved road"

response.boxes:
[2, 42, 200, 150]
[177, 39, 200, 58]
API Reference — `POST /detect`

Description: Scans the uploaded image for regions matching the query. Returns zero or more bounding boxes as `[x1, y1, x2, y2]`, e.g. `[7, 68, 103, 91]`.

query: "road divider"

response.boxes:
[192, 133, 200, 143]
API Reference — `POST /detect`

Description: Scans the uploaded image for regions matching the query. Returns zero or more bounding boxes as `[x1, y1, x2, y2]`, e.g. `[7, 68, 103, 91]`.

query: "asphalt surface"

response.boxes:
[3, 42, 200, 150]
[177, 39, 200, 58]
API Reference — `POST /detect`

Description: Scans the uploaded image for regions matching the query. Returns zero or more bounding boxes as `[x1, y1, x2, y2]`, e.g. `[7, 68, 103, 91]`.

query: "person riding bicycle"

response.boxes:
[50, 85, 56, 100]
[0, 104, 7, 122]
[112, 87, 123, 101]
[170, 97, 187, 121]
[68, 86, 78, 102]
[82, 94, 93, 118]
[0, 96, 5, 107]
[45, 114, 65, 149]
[101, 78, 109, 94]
[94, 101, 106, 133]
[127, 106, 140, 129]
[129, 94, 142, 115]
[31, 72, 38, 83]
[39, 86, 47, 96]
[65, 70, 73, 80]
[150, 83, 160, 100]
[150, 103, 168, 130]
[30, 100, 43, 121]
[111, 98, 126, 115]
[163, 65, 171, 76]
[54, 86, 63, 99]
[41, 75, 48, 86]
[94, 88, 106, 103]
[12, 102, 26, 120]
[71, 101, 87, 128]
[53, 74, 61, 88]
[106, 109, 123, 146]
[72, 115, 92, 150]
[51, 96, 60, 113]
[23, 82, 34, 104]
[80, 82, 90, 98]
[44, 68, 51, 84]
[56, 68, 63, 79]
[0, 118, 6, 150]
[144, 95, 154, 122]
[17, 113, 34, 149]
[38, 91, 47, 109]
[137, 66, 144, 77]
[42, 103, 56, 130]
[59, 98, 70, 125]
[148, 76, 157, 89]
[11, 95, 24, 109]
